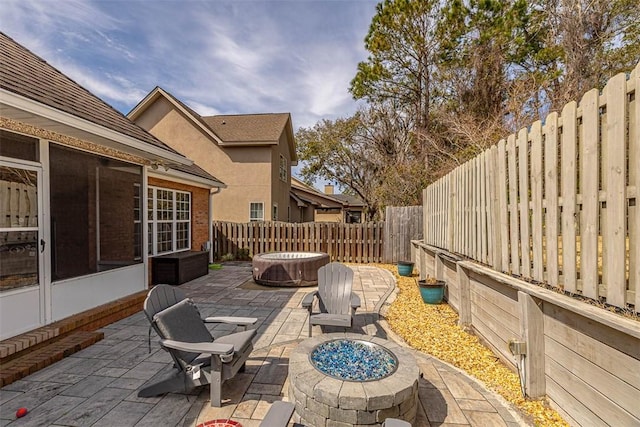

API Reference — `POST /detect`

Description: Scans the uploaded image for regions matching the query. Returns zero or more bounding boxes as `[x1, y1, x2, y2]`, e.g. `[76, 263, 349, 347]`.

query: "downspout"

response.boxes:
[209, 187, 222, 263]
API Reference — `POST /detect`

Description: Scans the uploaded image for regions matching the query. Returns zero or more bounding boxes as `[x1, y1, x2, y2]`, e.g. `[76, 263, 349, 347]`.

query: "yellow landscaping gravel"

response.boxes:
[377, 264, 568, 427]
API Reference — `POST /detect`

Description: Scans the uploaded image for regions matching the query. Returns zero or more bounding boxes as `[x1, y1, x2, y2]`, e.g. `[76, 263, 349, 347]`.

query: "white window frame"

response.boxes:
[273, 203, 278, 221]
[148, 186, 191, 255]
[279, 155, 287, 182]
[250, 202, 264, 222]
[133, 183, 142, 260]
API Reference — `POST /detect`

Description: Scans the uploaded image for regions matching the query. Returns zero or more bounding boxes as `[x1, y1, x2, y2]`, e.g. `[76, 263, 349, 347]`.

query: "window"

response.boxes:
[0, 130, 39, 162]
[279, 155, 287, 181]
[148, 187, 191, 255]
[273, 204, 278, 221]
[49, 144, 143, 280]
[250, 202, 264, 222]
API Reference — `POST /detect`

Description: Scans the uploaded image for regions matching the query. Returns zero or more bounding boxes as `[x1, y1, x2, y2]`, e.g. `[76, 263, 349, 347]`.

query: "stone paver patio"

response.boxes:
[0, 263, 529, 427]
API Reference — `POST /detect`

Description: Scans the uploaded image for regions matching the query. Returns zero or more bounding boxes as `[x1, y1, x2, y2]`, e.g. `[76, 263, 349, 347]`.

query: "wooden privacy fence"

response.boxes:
[213, 221, 384, 263]
[423, 63, 639, 313]
[383, 206, 423, 263]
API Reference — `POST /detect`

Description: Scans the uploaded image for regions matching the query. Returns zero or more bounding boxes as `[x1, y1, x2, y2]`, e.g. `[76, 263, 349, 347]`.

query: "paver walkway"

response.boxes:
[0, 263, 529, 427]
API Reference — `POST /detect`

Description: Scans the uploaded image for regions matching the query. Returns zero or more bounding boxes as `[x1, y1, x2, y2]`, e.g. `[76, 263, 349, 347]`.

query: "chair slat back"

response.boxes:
[144, 285, 187, 321]
[318, 262, 353, 315]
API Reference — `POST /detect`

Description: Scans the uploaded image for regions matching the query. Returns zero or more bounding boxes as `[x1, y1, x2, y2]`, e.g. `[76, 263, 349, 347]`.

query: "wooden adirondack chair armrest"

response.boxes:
[302, 291, 318, 309]
[204, 316, 258, 330]
[160, 339, 234, 357]
[350, 293, 361, 309]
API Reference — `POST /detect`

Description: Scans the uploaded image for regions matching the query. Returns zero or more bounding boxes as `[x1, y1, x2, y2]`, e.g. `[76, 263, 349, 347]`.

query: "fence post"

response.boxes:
[416, 245, 424, 280]
[517, 291, 546, 398]
[456, 263, 472, 328]
[435, 252, 444, 281]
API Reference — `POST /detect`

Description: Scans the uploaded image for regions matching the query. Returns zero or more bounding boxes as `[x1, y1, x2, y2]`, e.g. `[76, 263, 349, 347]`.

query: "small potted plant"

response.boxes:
[397, 260, 415, 277]
[418, 276, 446, 304]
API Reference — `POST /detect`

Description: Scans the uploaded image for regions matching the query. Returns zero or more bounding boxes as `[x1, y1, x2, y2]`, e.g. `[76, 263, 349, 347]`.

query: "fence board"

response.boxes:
[561, 102, 578, 294]
[497, 140, 509, 271]
[632, 64, 640, 310]
[531, 121, 544, 282]
[544, 113, 560, 287]
[518, 128, 531, 278]
[480, 152, 488, 264]
[604, 73, 627, 307]
[580, 88, 600, 300]
[488, 146, 499, 269]
[507, 135, 520, 275]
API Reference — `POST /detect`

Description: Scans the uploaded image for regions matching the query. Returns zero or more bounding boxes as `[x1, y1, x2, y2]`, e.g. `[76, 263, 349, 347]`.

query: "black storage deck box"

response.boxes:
[152, 251, 209, 285]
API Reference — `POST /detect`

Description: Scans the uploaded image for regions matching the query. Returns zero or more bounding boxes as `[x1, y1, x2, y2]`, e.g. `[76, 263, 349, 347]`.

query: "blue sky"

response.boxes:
[3, 0, 378, 131]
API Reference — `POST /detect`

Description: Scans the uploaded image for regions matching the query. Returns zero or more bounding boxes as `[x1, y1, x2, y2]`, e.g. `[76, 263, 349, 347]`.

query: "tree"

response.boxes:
[296, 114, 382, 220]
[536, 0, 640, 108]
[350, 0, 440, 132]
[296, 106, 428, 219]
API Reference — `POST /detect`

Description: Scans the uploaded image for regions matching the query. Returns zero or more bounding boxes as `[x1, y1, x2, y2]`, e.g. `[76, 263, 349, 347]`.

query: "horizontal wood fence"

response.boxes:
[213, 221, 385, 263]
[423, 62, 639, 313]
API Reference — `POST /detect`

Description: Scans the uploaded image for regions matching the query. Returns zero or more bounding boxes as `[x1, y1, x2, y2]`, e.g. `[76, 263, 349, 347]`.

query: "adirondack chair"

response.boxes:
[138, 285, 258, 407]
[302, 262, 361, 337]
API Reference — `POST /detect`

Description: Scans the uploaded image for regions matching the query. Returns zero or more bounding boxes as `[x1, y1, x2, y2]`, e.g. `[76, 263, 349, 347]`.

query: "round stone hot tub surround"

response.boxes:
[288, 333, 419, 426]
[252, 252, 329, 287]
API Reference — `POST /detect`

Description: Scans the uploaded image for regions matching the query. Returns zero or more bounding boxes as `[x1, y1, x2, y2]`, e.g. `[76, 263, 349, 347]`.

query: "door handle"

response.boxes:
[40, 239, 46, 253]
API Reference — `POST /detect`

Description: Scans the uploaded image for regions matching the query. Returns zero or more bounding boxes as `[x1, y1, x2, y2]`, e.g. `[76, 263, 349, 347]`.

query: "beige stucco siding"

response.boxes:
[134, 97, 299, 223]
[215, 147, 271, 222]
[315, 210, 343, 222]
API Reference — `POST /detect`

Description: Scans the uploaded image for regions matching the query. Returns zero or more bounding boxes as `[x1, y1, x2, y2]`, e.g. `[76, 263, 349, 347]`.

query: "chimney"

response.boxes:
[324, 184, 334, 195]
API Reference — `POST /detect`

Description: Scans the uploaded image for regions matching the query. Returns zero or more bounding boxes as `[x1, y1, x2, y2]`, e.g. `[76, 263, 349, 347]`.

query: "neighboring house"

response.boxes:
[128, 87, 297, 223]
[0, 33, 222, 340]
[290, 178, 365, 223]
[323, 184, 365, 223]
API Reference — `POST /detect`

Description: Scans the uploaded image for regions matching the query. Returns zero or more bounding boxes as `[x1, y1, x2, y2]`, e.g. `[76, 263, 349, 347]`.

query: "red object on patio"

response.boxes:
[196, 420, 242, 427]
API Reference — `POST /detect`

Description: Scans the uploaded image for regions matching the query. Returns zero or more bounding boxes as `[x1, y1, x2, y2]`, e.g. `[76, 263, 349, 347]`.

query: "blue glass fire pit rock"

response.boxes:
[309, 339, 398, 381]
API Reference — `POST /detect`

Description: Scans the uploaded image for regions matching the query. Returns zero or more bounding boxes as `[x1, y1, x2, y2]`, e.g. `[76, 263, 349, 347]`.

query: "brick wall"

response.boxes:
[148, 177, 210, 252]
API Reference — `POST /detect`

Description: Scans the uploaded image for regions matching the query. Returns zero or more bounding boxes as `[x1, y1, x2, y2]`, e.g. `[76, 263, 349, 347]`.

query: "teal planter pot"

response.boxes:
[418, 280, 445, 304]
[397, 261, 414, 277]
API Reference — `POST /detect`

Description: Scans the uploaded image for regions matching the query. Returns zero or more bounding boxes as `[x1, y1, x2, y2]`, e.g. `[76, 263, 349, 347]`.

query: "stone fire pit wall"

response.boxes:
[288, 333, 419, 426]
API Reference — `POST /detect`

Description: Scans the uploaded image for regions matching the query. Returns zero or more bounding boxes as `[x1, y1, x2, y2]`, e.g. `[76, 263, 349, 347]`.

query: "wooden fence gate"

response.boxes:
[383, 206, 423, 263]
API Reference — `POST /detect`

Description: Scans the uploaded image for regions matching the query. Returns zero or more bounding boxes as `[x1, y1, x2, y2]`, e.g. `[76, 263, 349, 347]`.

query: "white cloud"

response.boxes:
[2, 0, 379, 131]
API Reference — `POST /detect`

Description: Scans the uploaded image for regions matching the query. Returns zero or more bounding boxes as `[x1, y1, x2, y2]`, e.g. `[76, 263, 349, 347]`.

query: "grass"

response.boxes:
[208, 263, 223, 270]
[378, 264, 568, 427]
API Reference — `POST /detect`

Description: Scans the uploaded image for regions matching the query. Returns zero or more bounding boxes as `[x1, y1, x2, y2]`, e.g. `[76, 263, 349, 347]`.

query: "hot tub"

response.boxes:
[252, 252, 329, 287]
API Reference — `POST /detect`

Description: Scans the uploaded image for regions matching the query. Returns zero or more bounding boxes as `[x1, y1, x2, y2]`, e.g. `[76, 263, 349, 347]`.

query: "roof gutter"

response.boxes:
[147, 168, 226, 189]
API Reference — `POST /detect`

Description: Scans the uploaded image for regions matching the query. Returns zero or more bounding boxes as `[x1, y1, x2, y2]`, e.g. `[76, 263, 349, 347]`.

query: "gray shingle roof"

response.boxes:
[169, 162, 225, 187]
[203, 113, 290, 143]
[0, 32, 179, 154]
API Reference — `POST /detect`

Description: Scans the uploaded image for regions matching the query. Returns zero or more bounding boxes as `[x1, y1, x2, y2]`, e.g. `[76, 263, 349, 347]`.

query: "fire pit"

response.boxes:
[252, 252, 329, 287]
[288, 333, 419, 426]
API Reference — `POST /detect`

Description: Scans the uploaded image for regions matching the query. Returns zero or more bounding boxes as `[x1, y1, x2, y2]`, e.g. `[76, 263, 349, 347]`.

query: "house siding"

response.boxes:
[134, 97, 284, 223]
